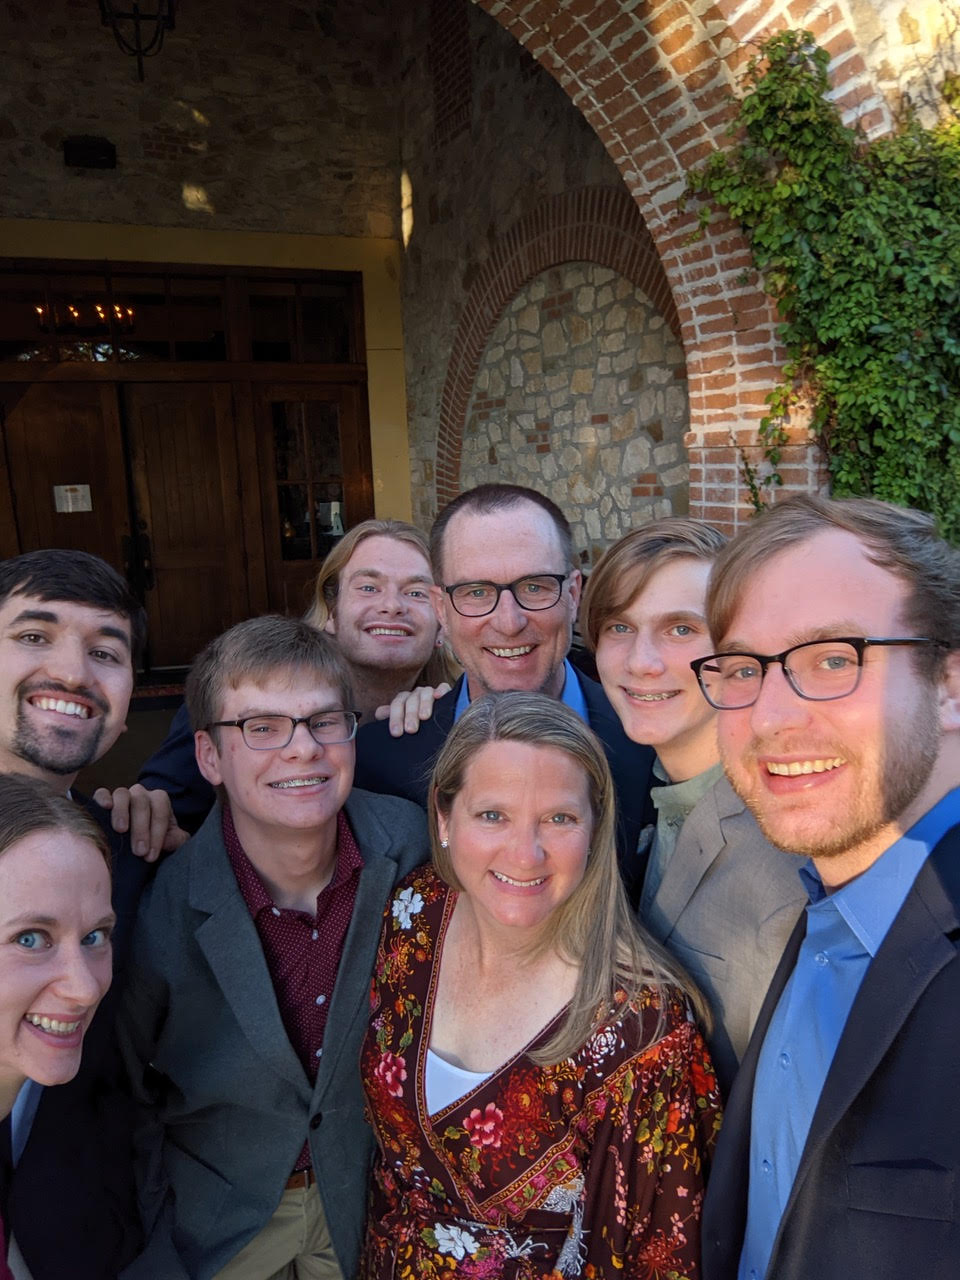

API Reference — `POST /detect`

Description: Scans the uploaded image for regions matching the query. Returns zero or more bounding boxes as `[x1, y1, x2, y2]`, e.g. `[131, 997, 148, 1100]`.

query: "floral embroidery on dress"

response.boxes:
[361, 866, 723, 1279]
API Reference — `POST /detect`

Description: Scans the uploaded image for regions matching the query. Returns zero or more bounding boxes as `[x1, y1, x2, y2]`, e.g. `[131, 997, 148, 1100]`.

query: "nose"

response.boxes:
[280, 719, 325, 758]
[748, 661, 811, 738]
[377, 582, 406, 614]
[53, 942, 111, 1011]
[42, 635, 91, 688]
[624, 631, 666, 678]
[510, 823, 547, 870]
[489, 586, 528, 634]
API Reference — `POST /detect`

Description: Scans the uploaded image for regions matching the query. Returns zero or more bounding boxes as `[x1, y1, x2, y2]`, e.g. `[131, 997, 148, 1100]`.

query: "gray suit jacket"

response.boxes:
[118, 790, 428, 1280]
[641, 776, 807, 1093]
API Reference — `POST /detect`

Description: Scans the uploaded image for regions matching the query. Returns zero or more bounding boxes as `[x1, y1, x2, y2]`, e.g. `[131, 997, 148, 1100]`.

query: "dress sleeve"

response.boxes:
[580, 1009, 723, 1279]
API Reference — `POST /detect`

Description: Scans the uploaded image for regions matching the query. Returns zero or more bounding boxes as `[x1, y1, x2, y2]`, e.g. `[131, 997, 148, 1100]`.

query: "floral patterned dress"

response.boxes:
[361, 867, 723, 1280]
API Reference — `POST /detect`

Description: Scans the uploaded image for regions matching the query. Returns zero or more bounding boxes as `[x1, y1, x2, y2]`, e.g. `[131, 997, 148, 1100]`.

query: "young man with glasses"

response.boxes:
[580, 519, 805, 1092]
[700, 495, 960, 1280]
[352, 484, 655, 903]
[118, 615, 426, 1280]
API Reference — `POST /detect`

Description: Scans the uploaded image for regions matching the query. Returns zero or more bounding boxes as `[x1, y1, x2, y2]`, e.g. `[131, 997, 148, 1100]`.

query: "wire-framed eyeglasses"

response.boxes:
[691, 637, 947, 710]
[206, 710, 359, 749]
[443, 573, 569, 617]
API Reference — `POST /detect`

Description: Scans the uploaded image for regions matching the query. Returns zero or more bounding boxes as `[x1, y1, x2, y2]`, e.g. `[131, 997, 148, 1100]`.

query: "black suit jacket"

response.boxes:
[141, 677, 656, 905]
[702, 821, 960, 1280]
[354, 673, 655, 905]
[6, 796, 150, 1279]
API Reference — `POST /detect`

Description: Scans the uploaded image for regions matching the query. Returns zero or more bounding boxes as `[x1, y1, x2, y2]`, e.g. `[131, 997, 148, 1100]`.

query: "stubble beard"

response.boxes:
[723, 685, 941, 861]
[13, 700, 105, 777]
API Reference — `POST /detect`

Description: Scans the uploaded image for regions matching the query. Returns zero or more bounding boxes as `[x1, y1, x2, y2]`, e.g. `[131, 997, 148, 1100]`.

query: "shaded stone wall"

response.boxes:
[461, 263, 688, 564]
[0, 0, 398, 236]
[398, 0, 685, 531]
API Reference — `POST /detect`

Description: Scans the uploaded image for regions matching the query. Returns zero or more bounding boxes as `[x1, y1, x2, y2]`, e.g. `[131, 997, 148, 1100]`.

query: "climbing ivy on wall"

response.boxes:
[686, 29, 960, 539]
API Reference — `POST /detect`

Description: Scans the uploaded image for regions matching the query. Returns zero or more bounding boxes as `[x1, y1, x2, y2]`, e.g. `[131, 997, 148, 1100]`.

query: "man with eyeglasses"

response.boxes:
[700, 495, 960, 1280]
[353, 483, 655, 903]
[117, 615, 426, 1280]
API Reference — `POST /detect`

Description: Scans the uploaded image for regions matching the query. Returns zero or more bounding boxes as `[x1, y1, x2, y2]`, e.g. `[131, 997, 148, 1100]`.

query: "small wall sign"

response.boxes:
[53, 484, 93, 513]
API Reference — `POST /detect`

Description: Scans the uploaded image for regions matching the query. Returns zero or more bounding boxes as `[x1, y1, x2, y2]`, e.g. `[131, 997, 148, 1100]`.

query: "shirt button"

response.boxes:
[815, 950, 828, 966]
[761, 1159, 772, 1175]
[778, 1051, 791, 1069]
[271, 907, 281, 917]
[315, 994, 326, 1006]
[311, 930, 318, 941]
[315, 1048, 323, 1059]
[750, 1271, 759, 1280]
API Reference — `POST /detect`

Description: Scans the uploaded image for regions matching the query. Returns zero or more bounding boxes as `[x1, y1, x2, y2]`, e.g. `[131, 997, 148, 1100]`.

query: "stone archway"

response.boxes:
[436, 184, 679, 503]
[470, 0, 888, 528]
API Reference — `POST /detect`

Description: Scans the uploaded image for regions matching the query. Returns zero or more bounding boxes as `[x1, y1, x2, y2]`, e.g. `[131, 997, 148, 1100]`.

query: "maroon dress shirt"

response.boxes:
[223, 805, 363, 1171]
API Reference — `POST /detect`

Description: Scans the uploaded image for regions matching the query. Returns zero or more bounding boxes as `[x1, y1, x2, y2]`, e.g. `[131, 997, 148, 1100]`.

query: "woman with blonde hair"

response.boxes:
[362, 692, 721, 1279]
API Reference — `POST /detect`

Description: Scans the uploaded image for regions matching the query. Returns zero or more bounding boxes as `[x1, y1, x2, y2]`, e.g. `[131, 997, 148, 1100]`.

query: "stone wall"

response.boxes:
[398, 0, 685, 532]
[0, 0, 398, 237]
[461, 263, 688, 564]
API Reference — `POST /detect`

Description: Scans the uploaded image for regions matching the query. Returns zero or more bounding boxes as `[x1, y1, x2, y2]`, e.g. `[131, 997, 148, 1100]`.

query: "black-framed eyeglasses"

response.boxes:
[691, 637, 947, 710]
[206, 710, 359, 749]
[443, 573, 569, 618]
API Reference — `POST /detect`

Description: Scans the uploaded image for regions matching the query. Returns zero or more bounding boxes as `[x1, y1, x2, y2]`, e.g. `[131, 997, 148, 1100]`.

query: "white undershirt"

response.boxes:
[425, 1049, 492, 1114]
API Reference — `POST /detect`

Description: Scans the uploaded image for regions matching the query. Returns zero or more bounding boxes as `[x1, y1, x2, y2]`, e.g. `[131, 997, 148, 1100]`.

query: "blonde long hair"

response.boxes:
[429, 692, 708, 1064]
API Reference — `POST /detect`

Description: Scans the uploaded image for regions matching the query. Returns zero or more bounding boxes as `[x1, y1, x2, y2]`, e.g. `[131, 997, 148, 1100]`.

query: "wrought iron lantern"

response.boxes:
[99, 1, 176, 82]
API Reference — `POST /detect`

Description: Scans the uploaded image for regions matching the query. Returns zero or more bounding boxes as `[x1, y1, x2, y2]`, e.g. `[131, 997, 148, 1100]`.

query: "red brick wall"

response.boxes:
[473, 0, 891, 529]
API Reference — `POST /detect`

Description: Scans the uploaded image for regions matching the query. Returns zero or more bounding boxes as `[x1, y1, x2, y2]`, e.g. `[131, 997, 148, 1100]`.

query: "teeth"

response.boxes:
[766, 758, 846, 776]
[270, 777, 327, 789]
[492, 870, 546, 887]
[367, 627, 408, 636]
[624, 690, 677, 702]
[25, 1014, 81, 1034]
[489, 646, 534, 658]
[31, 697, 90, 719]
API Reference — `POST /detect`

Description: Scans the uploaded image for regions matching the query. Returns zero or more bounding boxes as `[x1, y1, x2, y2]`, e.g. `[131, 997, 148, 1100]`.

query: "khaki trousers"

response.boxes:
[212, 1183, 343, 1280]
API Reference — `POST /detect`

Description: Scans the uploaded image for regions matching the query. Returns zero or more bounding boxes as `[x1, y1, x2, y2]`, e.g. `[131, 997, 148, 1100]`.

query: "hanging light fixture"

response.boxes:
[99, 1, 176, 82]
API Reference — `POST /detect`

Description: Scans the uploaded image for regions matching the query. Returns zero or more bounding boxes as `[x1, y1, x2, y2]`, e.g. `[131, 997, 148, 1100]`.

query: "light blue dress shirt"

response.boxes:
[738, 786, 960, 1280]
[453, 658, 588, 723]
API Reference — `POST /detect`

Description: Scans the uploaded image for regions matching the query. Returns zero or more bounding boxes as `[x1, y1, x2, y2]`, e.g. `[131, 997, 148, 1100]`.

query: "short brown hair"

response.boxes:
[429, 484, 575, 581]
[185, 615, 355, 738]
[708, 495, 960, 677]
[580, 518, 727, 651]
[0, 773, 110, 869]
[429, 692, 707, 1064]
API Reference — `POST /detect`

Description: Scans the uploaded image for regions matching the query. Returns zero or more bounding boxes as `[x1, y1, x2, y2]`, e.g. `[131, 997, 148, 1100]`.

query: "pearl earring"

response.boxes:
[440, 838, 449, 849]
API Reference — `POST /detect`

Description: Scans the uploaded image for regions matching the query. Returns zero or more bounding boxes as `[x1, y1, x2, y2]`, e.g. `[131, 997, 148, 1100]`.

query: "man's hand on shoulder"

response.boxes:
[92, 782, 190, 861]
[375, 683, 452, 737]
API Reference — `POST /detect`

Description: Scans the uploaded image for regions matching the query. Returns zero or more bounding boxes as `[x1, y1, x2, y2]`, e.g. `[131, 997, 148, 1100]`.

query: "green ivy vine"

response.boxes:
[685, 29, 960, 539]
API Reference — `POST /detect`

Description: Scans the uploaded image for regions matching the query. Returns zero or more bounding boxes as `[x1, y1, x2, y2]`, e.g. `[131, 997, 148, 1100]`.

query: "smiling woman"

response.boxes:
[361, 692, 722, 1280]
[0, 773, 114, 1276]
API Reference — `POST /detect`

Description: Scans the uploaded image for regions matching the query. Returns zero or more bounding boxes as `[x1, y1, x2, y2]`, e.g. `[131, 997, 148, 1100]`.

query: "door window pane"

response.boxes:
[269, 398, 344, 564]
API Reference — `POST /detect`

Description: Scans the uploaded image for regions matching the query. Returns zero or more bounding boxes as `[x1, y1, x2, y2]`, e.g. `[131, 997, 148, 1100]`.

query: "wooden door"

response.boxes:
[255, 382, 373, 615]
[124, 382, 250, 668]
[0, 382, 130, 567]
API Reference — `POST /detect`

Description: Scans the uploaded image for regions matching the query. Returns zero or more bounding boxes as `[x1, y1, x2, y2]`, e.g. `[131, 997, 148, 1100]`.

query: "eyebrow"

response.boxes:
[4, 912, 117, 930]
[227, 706, 346, 720]
[720, 623, 869, 652]
[6, 609, 131, 652]
[346, 568, 433, 586]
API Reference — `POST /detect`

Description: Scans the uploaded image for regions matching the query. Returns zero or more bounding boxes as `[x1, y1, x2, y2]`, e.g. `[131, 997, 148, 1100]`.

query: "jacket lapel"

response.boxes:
[312, 792, 407, 1104]
[784, 841, 960, 1220]
[188, 813, 310, 1096]
[651, 780, 742, 931]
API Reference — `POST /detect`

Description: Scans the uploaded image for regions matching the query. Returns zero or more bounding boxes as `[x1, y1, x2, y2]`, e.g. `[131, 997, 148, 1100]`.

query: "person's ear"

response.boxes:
[194, 729, 224, 787]
[323, 609, 337, 636]
[430, 584, 447, 630]
[567, 568, 583, 612]
[939, 650, 960, 733]
[436, 803, 450, 849]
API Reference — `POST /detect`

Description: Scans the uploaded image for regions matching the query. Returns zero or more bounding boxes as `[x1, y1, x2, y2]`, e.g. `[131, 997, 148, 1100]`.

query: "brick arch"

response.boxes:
[470, 0, 889, 528]
[436, 184, 680, 504]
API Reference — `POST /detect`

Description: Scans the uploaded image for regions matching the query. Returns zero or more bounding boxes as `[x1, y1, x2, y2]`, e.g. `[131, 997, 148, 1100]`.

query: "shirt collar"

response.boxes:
[454, 659, 586, 723]
[222, 804, 362, 919]
[798, 787, 960, 956]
